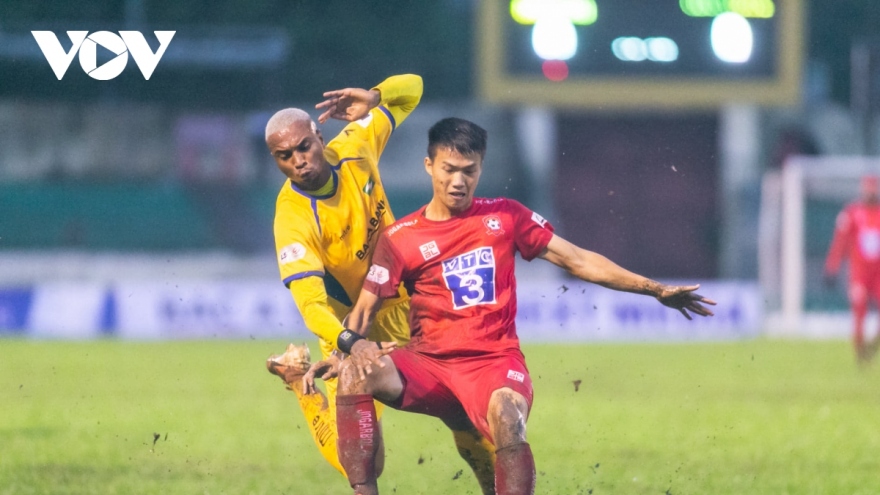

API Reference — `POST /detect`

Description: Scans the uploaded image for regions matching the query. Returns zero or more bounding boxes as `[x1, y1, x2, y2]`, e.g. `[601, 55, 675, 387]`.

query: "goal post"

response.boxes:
[761, 156, 880, 337]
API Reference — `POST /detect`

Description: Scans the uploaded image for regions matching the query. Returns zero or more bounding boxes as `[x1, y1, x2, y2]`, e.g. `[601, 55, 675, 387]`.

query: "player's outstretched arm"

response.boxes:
[538, 234, 716, 320]
[340, 289, 397, 381]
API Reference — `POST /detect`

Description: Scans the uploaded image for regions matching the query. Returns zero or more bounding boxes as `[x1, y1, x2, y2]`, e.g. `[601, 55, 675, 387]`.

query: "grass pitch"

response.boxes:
[1, 339, 879, 495]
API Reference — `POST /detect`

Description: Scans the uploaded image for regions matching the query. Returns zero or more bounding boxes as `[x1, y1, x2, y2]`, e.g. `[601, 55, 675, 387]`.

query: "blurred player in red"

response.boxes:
[824, 175, 880, 363]
[305, 118, 716, 495]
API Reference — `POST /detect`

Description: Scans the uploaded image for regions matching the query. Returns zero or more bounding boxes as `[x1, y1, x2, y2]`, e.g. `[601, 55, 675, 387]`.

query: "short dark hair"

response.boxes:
[427, 118, 488, 160]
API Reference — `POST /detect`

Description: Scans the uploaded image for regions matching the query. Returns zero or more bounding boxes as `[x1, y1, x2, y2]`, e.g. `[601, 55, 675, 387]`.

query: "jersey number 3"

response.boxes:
[441, 247, 497, 309]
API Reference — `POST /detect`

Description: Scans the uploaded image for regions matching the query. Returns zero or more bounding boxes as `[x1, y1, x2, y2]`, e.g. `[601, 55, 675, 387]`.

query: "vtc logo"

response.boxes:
[441, 246, 497, 310]
[31, 30, 175, 80]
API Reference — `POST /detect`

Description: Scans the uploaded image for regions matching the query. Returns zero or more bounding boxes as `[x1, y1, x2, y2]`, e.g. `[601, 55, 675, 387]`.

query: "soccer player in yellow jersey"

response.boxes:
[264, 74, 496, 494]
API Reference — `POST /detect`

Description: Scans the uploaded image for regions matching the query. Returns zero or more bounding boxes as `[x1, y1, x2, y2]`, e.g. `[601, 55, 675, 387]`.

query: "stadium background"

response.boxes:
[2, 1, 880, 494]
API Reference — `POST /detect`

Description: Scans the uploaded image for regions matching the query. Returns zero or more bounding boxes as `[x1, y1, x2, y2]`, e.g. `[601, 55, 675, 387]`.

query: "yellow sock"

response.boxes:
[287, 377, 346, 476]
[452, 428, 497, 495]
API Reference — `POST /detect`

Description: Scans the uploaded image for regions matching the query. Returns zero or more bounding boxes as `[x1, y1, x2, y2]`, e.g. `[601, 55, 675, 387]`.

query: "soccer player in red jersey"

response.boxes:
[824, 175, 880, 363]
[306, 118, 716, 495]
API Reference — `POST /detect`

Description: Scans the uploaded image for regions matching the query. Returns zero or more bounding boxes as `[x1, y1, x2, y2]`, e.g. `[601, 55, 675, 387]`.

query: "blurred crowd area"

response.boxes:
[1, 0, 879, 284]
[0, 100, 528, 254]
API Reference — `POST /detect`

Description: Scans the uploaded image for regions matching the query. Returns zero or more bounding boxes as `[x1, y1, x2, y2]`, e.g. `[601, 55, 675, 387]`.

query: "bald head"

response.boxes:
[266, 107, 329, 190]
[265, 108, 317, 143]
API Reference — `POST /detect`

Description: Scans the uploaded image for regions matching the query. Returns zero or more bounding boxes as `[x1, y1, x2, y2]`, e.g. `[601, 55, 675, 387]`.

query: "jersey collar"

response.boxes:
[289, 166, 339, 200]
[418, 199, 478, 224]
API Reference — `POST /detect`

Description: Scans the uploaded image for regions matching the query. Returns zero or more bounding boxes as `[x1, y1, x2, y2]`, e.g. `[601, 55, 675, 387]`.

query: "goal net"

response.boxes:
[759, 156, 880, 338]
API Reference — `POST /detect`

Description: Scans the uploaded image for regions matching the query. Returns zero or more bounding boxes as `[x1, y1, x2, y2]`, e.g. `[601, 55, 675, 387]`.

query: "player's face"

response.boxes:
[425, 148, 482, 214]
[267, 120, 329, 191]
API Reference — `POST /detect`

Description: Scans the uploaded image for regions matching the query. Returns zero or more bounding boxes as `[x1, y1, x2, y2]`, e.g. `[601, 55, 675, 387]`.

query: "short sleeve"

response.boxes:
[508, 199, 555, 261]
[362, 233, 406, 299]
[274, 208, 324, 287]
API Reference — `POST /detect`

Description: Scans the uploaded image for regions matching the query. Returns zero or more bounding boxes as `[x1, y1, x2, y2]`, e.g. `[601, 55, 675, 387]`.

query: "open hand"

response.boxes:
[303, 354, 342, 395]
[656, 284, 717, 320]
[347, 340, 398, 381]
[315, 88, 380, 124]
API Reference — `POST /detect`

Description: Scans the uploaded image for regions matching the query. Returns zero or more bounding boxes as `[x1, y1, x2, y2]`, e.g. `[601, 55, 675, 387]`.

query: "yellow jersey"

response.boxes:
[273, 74, 422, 348]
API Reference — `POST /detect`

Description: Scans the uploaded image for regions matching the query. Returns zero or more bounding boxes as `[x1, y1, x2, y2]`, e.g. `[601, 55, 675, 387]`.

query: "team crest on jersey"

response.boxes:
[366, 264, 390, 284]
[420, 240, 441, 261]
[279, 242, 307, 265]
[363, 176, 375, 195]
[531, 211, 547, 227]
[355, 112, 374, 128]
[441, 246, 497, 309]
[483, 215, 504, 236]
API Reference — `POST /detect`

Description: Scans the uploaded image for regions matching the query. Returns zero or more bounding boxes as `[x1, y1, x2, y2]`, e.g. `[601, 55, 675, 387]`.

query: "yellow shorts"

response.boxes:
[319, 297, 411, 412]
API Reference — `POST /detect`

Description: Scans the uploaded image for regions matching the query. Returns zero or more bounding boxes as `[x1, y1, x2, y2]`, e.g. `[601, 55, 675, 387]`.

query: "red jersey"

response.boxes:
[826, 202, 880, 279]
[362, 197, 554, 357]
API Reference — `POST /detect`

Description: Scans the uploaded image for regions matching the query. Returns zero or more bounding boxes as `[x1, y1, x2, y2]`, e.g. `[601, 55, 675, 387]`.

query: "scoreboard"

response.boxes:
[477, 0, 803, 109]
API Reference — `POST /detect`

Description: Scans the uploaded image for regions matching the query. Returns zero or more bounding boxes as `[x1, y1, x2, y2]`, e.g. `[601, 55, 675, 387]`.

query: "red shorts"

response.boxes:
[381, 347, 533, 443]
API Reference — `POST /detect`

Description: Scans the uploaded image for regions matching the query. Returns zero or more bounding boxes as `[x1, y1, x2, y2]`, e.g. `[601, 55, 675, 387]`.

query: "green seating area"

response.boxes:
[0, 183, 275, 251]
[0, 183, 434, 252]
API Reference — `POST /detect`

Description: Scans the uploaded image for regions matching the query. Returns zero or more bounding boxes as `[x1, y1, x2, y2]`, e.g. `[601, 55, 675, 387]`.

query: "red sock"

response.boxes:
[495, 442, 535, 495]
[853, 300, 867, 356]
[336, 394, 379, 490]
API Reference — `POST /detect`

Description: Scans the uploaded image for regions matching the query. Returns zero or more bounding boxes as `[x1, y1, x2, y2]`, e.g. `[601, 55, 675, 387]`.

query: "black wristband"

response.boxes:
[337, 328, 365, 354]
